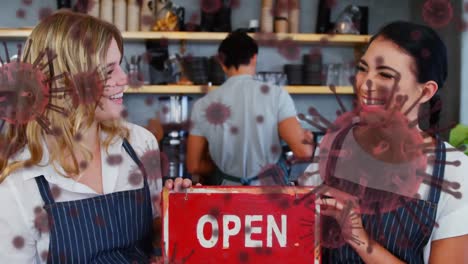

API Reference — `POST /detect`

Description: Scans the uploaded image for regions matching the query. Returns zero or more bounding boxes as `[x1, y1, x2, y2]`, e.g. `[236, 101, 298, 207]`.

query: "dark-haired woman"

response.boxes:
[299, 21, 468, 263]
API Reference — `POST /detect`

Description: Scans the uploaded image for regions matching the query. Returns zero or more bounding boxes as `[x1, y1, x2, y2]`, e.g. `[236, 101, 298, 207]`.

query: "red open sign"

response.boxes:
[162, 186, 321, 263]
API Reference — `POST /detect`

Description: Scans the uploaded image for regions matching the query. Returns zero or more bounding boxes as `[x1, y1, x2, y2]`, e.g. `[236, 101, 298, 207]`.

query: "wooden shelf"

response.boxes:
[0, 29, 370, 44]
[125, 85, 355, 95]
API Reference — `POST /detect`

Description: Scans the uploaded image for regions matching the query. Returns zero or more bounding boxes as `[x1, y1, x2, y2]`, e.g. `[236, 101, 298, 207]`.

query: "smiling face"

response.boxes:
[355, 37, 438, 122]
[94, 38, 127, 121]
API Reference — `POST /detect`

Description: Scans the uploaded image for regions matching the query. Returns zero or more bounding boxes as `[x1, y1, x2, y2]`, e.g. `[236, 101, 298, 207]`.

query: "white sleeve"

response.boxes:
[431, 151, 468, 241]
[0, 179, 38, 263]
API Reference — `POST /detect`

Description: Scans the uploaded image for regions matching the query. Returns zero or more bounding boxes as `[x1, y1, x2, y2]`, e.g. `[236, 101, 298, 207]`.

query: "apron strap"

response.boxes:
[35, 176, 56, 205]
[427, 137, 446, 204]
[122, 138, 149, 186]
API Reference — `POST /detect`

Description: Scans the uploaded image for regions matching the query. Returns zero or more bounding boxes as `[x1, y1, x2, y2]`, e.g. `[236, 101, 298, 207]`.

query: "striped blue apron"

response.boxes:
[323, 138, 446, 263]
[35, 139, 153, 263]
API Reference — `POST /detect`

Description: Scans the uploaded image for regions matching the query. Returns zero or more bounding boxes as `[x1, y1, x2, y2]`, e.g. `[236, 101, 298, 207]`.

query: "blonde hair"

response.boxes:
[0, 10, 129, 182]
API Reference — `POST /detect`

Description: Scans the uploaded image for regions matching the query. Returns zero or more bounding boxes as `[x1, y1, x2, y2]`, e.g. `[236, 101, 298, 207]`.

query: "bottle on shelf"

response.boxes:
[260, 0, 274, 33]
[100, 0, 113, 23]
[127, 0, 141, 31]
[113, 0, 127, 31]
[316, 0, 332, 33]
[140, 0, 154, 31]
[288, 0, 300, 33]
[274, 0, 289, 33]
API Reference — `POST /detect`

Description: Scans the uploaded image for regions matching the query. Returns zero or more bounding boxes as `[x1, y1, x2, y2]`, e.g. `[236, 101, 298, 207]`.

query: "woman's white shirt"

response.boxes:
[0, 122, 162, 264]
[298, 142, 468, 264]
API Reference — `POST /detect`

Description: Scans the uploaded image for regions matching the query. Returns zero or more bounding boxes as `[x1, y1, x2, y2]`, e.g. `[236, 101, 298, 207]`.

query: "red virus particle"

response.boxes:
[253, 32, 278, 46]
[38, 7, 53, 21]
[127, 71, 145, 89]
[120, 109, 129, 119]
[34, 209, 52, 233]
[256, 115, 264, 123]
[22, 0, 33, 5]
[200, 0, 222, 14]
[128, 171, 143, 186]
[185, 14, 200, 32]
[421, 48, 431, 59]
[277, 38, 301, 61]
[204, 102, 231, 125]
[12, 236, 25, 249]
[257, 164, 288, 186]
[74, 0, 97, 13]
[0, 43, 67, 134]
[326, 0, 337, 8]
[239, 251, 249, 263]
[260, 84, 270, 94]
[69, 207, 79, 218]
[141, 15, 155, 27]
[271, 145, 280, 154]
[411, 30, 422, 41]
[16, 9, 26, 19]
[50, 185, 62, 200]
[200, 85, 210, 94]
[73, 132, 83, 142]
[297, 67, 462, 250]
[144, 96, 154, 106]
[230, 126, 239, 135]
[229, 0, 241, 9]
[66, 68, 105, 107]
[94, 215, 105, 227]
[138, 149, 168, 180]
[106, 154, 123, 166]
[422, 0, 453, 29]
[41, 251, 48, 261]
[79, 160, 88, 170]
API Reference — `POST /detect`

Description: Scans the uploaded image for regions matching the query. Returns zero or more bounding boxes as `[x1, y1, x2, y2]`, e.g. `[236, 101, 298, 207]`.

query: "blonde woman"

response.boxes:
[0, 11, 190, 263]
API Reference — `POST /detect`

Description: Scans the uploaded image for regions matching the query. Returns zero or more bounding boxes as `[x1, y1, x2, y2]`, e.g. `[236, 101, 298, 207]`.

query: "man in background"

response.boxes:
[187, 31, 313, 185]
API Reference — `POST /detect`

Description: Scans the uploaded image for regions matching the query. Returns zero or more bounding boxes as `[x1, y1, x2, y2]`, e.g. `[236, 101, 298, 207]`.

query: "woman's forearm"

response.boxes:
[350, 234, 406, 264]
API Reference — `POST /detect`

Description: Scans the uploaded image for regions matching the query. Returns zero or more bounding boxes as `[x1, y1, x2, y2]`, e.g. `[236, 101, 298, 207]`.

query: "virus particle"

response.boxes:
[185, 13, 200, 32]
[106, 154, 123, 166]
[22, 0, 33, 6]
[128, 171, 143, 186]
[16, 9, 26, 19]
[230, 126, 239, 135]
[411, 30, 422, 41]
[258, 164, 288, 186]
[229, 0, 241, 9]
[163, 243, 195, 264]
[66, 68, 106, 107]
[422, 0, 453, 29]
[239, 251, 249, 263]
[297, 66, 462, 250]
[200, 0, 222, 14]
[208, 207, 221, 217]
[144, 96, 154, 106]
[277, 38, 301, 61]
[204, 102, 231, 125]
[128, 71, 145, 89]
[41, 251, 48, 261]
[256, 115, 264, 124]
[141, 15, 155, 27]
[200, 85, 210, 94]
[50, 185, 62, 200]
[260, 84, 270, 94]
[38, 7, 53, 21]
[326, 0, 337, 8]
[74, 0, 97, 13]
[34, 209, 51, 233]
[0, 43, 67, 134]
[94, 215, 105, 227]
[120, 109, 129, 119]
[271, 145, 280, 154]
[79, 160, 88, 170]
[69, 207, 79, 218]
[136, 149, 168, 180]
[12, 236, 25, 249]
[421, 48, 431, 59]
[253, 32, 278, 47]
[73, 132, 83, 142]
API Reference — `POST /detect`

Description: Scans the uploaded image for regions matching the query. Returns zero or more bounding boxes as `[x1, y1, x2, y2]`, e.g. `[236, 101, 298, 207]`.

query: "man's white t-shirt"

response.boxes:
[190, 74, 297, 183]
[0, 122, 162, 264]
[298, 142, 468, 263]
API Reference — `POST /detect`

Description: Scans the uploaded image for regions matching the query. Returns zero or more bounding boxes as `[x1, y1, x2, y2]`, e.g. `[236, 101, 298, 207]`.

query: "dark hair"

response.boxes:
[369, 21, 448, 131]
[217, 31, 258, 70]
